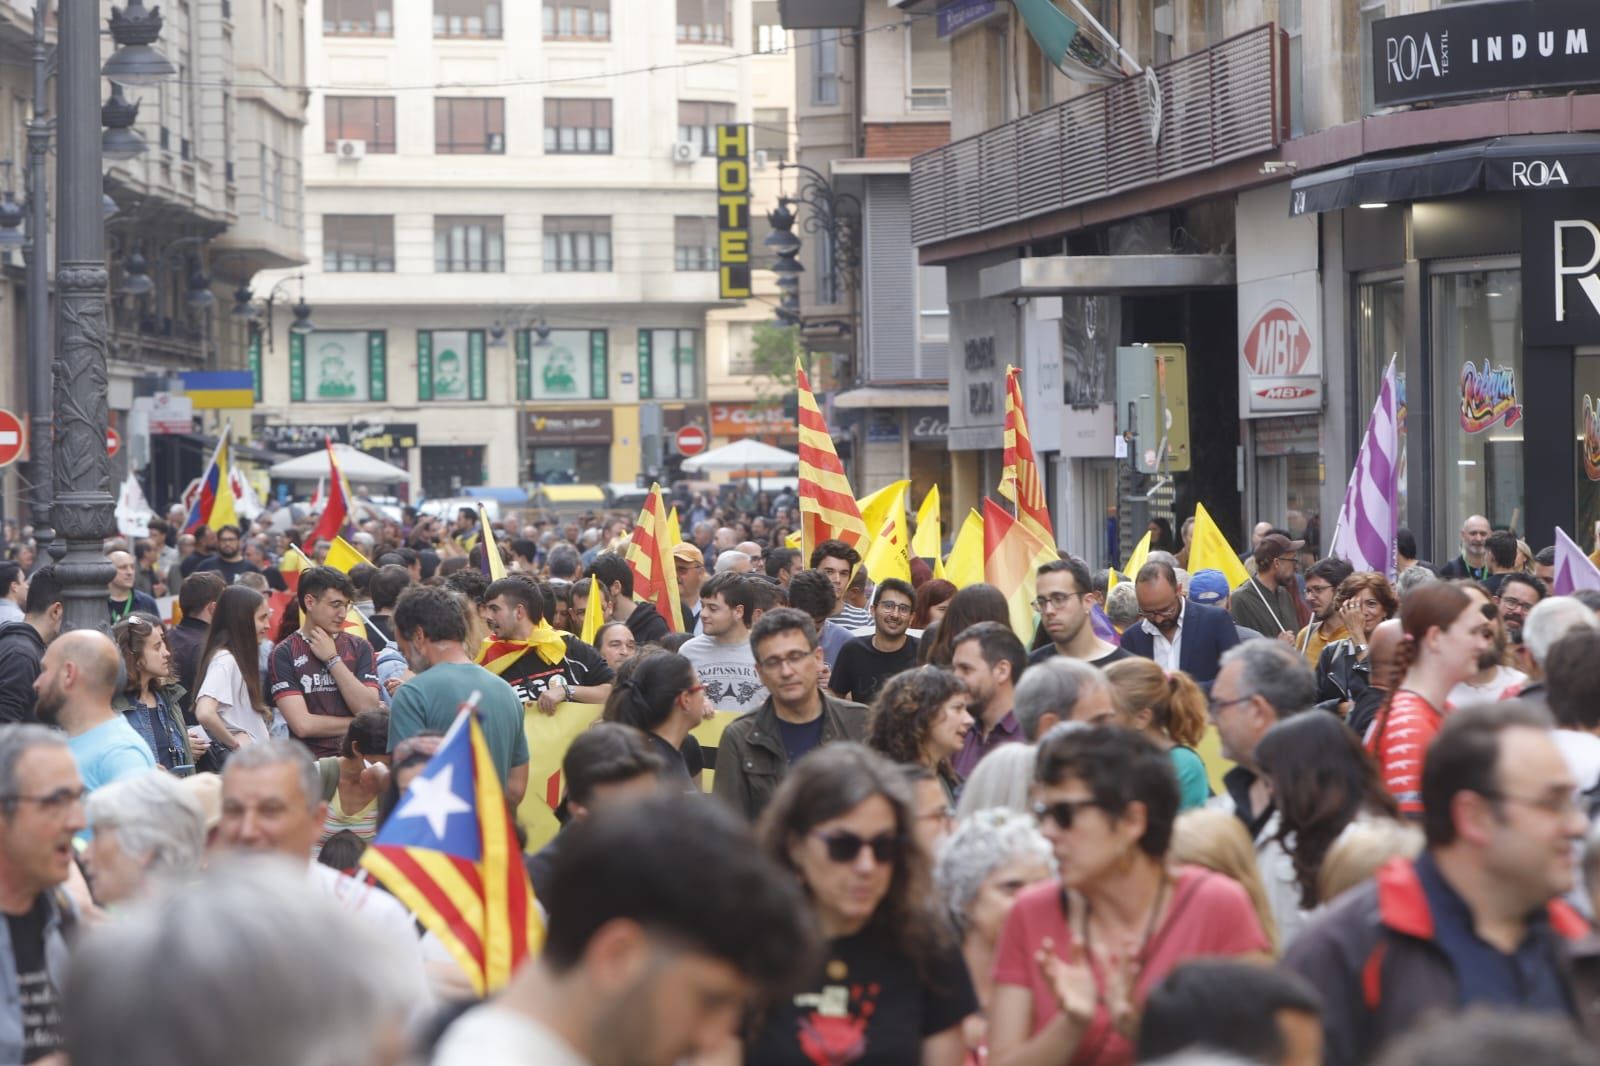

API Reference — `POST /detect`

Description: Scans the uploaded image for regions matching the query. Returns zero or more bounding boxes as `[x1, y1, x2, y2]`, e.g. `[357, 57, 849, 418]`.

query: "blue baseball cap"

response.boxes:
[1187, 569, 1230, 606]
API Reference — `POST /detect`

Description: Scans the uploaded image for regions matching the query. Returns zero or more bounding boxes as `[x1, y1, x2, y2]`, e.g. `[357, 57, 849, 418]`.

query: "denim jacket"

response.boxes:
[0, 890, 74, 1064]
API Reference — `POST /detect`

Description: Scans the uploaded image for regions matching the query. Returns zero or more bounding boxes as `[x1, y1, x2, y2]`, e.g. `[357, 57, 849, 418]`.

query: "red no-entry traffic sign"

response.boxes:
[107, 428, 120, 458]
[0, 409, 22, 468]
[675, 425, 707, 456]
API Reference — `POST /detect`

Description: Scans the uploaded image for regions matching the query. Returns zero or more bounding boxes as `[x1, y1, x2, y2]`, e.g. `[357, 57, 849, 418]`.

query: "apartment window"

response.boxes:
[323, 215, 395, 272]
[907, 14, 950, 110]
[812, 30, 840, 106]
[919, 266, 948, 342]
[676, 0, 730, 43]
[543, 217, 613, 272]
[325, 0, 391, 36]
[436, 98, 506, 154]
[726, 322, 757, 374]
[753, 107, 788, 163]
[273, 4, 286, 77]
[640, 329, 699, 400]
[678, 100, 735, 157]
[259, 145, 284, 223]
[434, 0, 502, 38]
[753, 1, 785, 53]
[542, 0, 609, 39]
[1282, 0, 1303, 135]
[325, 96, 396, 153]
[434, 216, 505, 272]
[675, 217, 718, 272]
[1360, 0, 1386, 115]
[1152, 0, 1174, 65]
[544, 99, 612, 154]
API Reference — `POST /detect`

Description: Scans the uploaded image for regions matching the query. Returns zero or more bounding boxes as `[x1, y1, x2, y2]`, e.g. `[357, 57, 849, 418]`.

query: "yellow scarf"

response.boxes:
[476, 622, 567, 674]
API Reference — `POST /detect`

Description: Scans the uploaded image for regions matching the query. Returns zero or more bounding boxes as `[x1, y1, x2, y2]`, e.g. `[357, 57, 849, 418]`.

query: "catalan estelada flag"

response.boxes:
[623, 483, 683, 633]
[999, 365, 1055, 547]
[306, 440, 351, 550]
[476, 504, 506, 581]
[797, 358, 867, 563]
[180, 370, 255, 409]
[360, 694, 542, 996]
[182, 436, 238, 534]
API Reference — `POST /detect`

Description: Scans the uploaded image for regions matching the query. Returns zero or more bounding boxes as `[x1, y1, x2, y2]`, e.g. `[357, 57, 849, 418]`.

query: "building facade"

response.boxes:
[257, 0, 792, 501]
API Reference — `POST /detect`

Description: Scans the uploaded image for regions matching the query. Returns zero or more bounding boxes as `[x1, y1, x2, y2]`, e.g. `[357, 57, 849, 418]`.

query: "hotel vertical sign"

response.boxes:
[716, 123, 751, 298]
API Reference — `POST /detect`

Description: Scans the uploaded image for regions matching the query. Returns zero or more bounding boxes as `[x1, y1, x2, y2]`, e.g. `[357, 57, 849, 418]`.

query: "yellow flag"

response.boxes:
[478, 504, 507, 581]
[857, 480, 910, 547]
[912, 486, 941, 561]
[944, 509, 985, 589]
[322, 535, 366, 574]
[1107, 566, 1119, 590]
[861, 481, 911, 584]
[1188, 503, 1252, 590]
[579, 574, 604, 646]
[1123, 530, 1152, 581]
[786, 529, 802, 551]
[666, 506, 682, 550]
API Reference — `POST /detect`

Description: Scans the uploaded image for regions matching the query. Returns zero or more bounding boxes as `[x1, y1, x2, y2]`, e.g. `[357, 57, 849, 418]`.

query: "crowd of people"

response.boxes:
[0, 497, 1598, 1066]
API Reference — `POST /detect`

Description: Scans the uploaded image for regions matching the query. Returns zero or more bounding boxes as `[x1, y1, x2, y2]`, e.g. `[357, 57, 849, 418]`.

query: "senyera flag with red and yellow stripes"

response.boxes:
[796, 358, 867, 563]
[360, 692, 542, 996]
[999, 364, 1055, 547]
[624, 482, 684, 633]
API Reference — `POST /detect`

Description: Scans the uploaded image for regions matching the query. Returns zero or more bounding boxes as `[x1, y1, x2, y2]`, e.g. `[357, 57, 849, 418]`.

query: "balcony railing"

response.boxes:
[910, 24, 1284, 247]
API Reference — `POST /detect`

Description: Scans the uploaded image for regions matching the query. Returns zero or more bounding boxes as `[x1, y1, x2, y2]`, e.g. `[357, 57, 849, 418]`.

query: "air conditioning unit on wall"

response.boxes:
[670, 141, 698, 164]
[336, 138, 367, 160]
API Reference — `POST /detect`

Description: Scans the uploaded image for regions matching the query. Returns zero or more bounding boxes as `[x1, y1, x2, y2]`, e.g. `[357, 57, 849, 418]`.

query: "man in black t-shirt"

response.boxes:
[192, 525, 263, 585]
[1029, 557, 1131, 669]
[0, 727, 82, 1063]
[828, 578, 919, 705]
[480, 576, 614, 712]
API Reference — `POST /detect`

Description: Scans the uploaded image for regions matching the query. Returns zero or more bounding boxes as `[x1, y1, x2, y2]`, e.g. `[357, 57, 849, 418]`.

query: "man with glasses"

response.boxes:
[828, 578, 918, 705]
[1122, 561, 1240, 685]
[1285, 703, 1598, 1066]
[1029, 558, 1129, 668]
[0, 726, 86, 1063]
[713, 608, 868, 822]
[674, 542, 707, 634]
[1496, 572, 1547, 653]
[1230, 533, 1303, 642]
[1293, 557, 1354, 666]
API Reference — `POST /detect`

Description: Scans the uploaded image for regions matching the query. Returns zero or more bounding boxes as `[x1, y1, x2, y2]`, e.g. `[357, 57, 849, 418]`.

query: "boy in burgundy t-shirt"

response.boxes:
[268, 565, 383, 757]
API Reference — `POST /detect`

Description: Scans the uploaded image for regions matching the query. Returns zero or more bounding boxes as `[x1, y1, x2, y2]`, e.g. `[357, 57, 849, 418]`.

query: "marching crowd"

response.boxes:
[0, 496, 1598, 1066]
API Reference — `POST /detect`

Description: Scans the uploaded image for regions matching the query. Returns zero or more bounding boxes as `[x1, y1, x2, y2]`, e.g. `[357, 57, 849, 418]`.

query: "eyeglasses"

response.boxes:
[1498, 596, 1537, 613]
[813, 830, 901, 865]
[1304, 583, 1334, 597]
[1032, 798, 1103, 831]
[1209, 692, 1257, 717]
[1481, 789, 1585, 817]
[757, 649, 814, 673]
[2, 786, 86, 816]
[1139, 600, 1182, 622]
[685, 684, 706, 695]
[876, 602, 913, 616]
[1031, 592, 1082, 612]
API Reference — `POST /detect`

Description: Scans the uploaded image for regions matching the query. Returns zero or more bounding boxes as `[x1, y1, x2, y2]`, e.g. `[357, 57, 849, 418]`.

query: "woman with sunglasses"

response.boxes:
[111, 616, 196, 773]
[1366, 582, 1494, 818]
[867, 666, 974, 805]
[988, 727, 1269, 1066]
[600, 649, 710, 790]
[742, 743, 977, 1065]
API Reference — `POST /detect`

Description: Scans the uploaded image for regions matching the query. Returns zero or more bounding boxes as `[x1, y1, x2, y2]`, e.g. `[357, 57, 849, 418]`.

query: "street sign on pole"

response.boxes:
[675, 425, 707, 456]
[106, 428, 120, 457]
[0, 409, 22, 467]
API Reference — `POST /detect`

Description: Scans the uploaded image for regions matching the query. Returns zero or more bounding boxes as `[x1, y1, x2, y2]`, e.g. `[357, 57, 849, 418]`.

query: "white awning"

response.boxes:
[980, 255, 1236, 298]
[831, 386, 949, 409]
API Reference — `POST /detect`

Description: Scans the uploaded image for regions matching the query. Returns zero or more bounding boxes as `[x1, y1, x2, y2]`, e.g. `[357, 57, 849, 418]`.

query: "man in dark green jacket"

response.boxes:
[714, 608, 867, 822]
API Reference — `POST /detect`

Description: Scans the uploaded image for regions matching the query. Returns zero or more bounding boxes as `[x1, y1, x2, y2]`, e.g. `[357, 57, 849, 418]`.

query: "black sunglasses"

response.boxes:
[1032, 798, 1103, 831]
[813, 830, 901, 865]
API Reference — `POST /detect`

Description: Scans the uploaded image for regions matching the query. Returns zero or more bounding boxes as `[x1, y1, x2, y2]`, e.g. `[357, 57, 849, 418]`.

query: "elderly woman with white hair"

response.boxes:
[83, 770, 207, 905]
[935, 808, 1055, 1064]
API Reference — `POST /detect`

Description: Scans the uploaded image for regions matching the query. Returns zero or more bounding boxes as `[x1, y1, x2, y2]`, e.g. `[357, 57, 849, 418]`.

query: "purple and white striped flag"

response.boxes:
[1329, 357, 1400, 578]
[1552, 526, 1600, 595]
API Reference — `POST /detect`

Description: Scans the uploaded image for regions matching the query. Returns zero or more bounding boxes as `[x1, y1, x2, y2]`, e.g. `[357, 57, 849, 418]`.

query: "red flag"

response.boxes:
[306, 440, 351, 549]
[796, 359, 868, 563]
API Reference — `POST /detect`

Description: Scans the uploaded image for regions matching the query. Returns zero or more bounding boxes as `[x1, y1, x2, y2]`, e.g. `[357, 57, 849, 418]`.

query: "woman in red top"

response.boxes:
[1365, 582, 1494, 817]
[987, 728, 1269, 1066]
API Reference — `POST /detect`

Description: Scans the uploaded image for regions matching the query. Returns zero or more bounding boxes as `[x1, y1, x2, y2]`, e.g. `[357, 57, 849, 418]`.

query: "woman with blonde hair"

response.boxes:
[1169, 807, 1280, 956]
[1316, 819, 1423, 904]
[1104, 658, 1211, 809]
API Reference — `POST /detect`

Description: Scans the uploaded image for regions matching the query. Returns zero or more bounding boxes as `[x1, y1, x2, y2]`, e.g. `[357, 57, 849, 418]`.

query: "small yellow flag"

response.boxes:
[1123, 531, 1152, 582]
[912, 486, 941, 561]
[1188, 503, 1252, 590]
[322, 535, 366, 574]
[579, 574, 604, 646]
[944, 509, 985, 589]
[861, 482, 912, 584]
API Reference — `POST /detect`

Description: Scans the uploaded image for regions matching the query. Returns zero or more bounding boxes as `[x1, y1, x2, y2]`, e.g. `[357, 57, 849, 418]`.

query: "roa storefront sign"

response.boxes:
[1524, 190, 1600, 347]
[1372, 0, 1600, 110]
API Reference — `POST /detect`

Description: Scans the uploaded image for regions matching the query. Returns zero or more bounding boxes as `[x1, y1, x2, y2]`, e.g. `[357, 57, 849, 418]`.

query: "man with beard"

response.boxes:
[1294, 557, 1354, 665]
[193, 525, 263, 585]
[1438, 514, 1493, 582]
[477, 576, 613, 714]
[1496, 572, 1548, 659]
[106, 550, 160, 627]
[948, 621, 1026, 776]
[1029, 557, 1129, 667]
[1448, 583, 1527, 705]
[33, 631, 154, 791]
[0, 727, 85, 1063]
[827, 578, 918, 705]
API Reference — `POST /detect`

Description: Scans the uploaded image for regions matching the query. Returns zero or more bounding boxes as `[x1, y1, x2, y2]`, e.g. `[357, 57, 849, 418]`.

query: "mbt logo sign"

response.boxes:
[1554, 219, 1600, 323]
[1243, 302, 1313, 376]
[1512, 159, 1569, 187]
